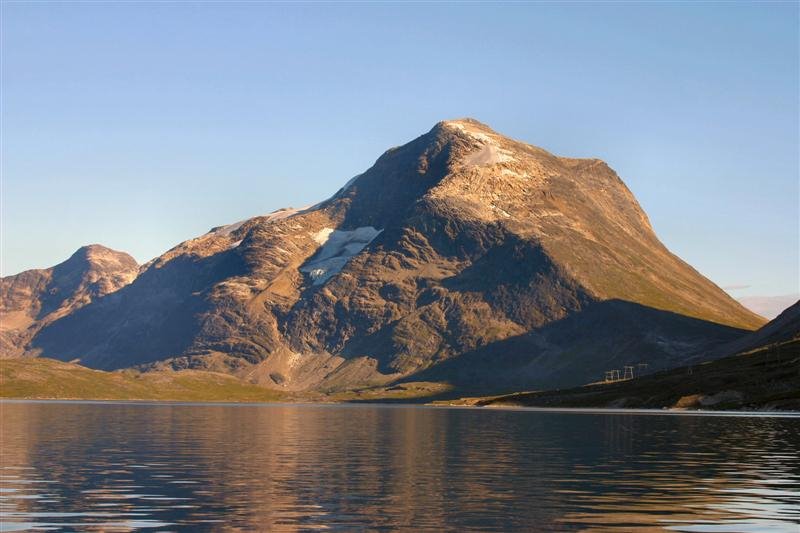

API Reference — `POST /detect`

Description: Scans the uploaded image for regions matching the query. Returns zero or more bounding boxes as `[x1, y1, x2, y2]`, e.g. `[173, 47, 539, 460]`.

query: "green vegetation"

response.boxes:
[0, 358, 286, 402]
[0, 358, 454, 403]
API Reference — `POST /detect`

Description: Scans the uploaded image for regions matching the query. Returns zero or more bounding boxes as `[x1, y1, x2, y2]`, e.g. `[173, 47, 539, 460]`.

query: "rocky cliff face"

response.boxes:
[5, 119, 765, 392]
[1, 245, 139, 358]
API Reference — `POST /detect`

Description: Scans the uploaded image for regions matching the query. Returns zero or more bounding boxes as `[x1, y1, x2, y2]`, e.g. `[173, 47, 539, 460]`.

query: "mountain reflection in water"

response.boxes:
[1, 402, 798, 531]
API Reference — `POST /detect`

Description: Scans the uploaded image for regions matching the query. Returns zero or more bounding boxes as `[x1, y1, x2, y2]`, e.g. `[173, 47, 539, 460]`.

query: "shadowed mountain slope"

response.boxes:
[718, 299, 800, 356]
[6, 119, 764, 393]
[472, 306, 800, 410]
[411, 299, 747, 394]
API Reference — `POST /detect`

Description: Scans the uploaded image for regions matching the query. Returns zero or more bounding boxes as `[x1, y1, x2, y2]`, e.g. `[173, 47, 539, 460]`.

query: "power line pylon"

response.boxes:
[623, 366, 635, 380]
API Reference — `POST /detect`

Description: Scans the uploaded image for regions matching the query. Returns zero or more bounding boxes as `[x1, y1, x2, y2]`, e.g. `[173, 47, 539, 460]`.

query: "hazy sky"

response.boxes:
[2, 2, 798, 301]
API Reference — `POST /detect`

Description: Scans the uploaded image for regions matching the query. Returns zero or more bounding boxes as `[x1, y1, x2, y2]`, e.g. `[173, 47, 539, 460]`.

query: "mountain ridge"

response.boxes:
[2, 119, 765, 394]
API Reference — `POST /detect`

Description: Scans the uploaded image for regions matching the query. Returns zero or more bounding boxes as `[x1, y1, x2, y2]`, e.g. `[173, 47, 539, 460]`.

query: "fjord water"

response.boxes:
[1, 402, 798, 532]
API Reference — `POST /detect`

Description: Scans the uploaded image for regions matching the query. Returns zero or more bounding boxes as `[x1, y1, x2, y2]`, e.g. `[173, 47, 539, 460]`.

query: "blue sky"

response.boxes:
[2, 2, 798, 302]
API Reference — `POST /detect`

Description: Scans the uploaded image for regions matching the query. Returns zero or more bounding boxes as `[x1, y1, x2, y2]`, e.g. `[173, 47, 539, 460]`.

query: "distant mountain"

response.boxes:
[718, 299, 800, 357]
[2, 119, 765, 394]
[738, 294, 798, 320]
[1, 245, 138, 358]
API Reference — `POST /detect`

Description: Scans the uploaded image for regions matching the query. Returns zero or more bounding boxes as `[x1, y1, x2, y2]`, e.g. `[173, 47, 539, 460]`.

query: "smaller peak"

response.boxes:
[73, 244, 117, 258]
[70, 244, 137, 266]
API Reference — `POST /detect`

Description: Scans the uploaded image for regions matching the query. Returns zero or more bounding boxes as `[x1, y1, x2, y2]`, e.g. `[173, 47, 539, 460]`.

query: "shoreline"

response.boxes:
[2, 397, 799, 416]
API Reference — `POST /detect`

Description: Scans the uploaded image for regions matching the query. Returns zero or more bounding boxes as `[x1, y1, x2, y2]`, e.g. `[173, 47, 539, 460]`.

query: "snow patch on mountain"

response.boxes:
[312, 227, 335, 245]
[465, 144, 515, 166]
[446, 121, 494, 143]
[446, 121, 516, 165]
[214, 219, 247, 236]
[212, 206, 309, 236]
[301, 227, 383, 285]
[265, 206, 307, 222]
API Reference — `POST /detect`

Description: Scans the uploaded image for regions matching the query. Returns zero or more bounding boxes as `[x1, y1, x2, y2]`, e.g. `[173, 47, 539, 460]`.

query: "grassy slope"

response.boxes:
[5, 341, 798, 409]
[0, 358, 451, 403]
[457, 339, 800, 410]
[0, 358, 285, 402]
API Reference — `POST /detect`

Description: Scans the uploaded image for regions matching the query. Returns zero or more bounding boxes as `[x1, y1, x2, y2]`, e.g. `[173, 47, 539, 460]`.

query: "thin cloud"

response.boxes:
[723, 284, 751, 291]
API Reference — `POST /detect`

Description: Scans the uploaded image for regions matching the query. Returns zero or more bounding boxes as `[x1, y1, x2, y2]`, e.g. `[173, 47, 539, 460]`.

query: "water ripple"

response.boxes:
[0, 402, 798, 531]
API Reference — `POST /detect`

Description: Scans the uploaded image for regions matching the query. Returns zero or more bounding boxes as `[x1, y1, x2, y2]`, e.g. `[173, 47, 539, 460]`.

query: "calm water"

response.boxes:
[0, 402, 799, 532]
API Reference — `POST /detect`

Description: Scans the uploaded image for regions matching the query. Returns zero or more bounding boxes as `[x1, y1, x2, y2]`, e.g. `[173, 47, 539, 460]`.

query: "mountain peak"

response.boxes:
[66, 244, 138, 273]
[439, 116, 493, 129]
[435, 117, 504, 143]
[73, 243, 131, 258]
[75, 243, 114, 254]
[17, 120, 766, 393]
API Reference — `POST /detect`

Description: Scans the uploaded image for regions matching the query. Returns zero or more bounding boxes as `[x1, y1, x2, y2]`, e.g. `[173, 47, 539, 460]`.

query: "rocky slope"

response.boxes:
[1, 245, 138, 358]
[5, 119, 765, 393]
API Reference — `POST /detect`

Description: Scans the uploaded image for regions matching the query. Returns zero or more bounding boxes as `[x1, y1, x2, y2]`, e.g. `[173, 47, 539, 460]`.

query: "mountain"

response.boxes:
[717, 299, 800, 356]
[5, 119, 765, 394]
[471, 302, 800, 410]
[1, 245, 138, 358]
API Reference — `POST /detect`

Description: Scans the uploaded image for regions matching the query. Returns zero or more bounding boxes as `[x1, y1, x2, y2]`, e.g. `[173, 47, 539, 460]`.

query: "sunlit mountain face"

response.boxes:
[2, 119, 764, 395]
